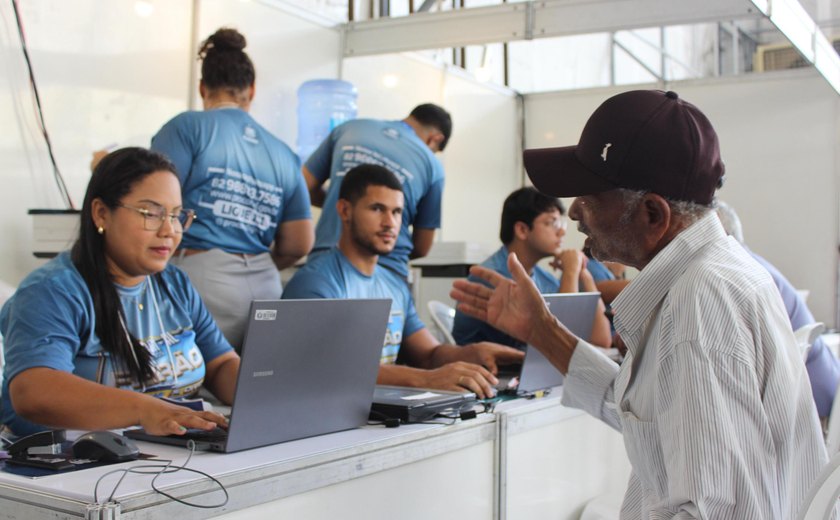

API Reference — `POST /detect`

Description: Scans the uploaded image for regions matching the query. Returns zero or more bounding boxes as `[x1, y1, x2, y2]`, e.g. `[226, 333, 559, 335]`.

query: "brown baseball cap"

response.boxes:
[523, 90, 725, 205]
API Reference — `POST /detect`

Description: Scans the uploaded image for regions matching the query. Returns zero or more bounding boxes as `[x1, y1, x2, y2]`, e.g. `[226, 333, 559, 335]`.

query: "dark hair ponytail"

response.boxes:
[199, 27, 255, 96]
[71, 147, 176, 385]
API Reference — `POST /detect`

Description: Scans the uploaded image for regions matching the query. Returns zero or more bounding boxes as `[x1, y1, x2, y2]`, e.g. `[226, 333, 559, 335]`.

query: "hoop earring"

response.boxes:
[97, 226, 104, 235]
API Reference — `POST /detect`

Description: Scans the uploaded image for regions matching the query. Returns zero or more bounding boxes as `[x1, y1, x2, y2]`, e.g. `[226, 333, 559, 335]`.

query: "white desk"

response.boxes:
[0, 397, 630, 519]
[0, 416, 497, 519]
[496, 390, 631, 520]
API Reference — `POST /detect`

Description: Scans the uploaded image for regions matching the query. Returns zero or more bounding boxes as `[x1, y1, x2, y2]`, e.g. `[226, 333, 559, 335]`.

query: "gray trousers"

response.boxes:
[173, 249, 282, 351]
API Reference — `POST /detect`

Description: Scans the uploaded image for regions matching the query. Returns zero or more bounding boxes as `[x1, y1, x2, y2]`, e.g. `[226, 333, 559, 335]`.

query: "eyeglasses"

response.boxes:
[116, 202, 196, 233]
[539, 216, 568, 231]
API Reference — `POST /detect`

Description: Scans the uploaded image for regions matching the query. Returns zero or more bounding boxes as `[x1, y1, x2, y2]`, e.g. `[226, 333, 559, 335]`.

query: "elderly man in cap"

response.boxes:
[452, 90, 827, 519]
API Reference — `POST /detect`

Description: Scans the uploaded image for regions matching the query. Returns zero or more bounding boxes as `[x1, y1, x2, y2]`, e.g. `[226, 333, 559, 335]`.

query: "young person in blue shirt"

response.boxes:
[302, 104, 451, 279]
[151, 28, 313, 350]
[0, 148, 237, 437]
[283, 164, 522, 398]
[452, 187, 611, 351]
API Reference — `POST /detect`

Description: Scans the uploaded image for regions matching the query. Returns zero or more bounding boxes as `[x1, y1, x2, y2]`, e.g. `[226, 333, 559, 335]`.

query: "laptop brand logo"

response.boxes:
[255, 309, 277, 321]
[253, 370, 274, 378]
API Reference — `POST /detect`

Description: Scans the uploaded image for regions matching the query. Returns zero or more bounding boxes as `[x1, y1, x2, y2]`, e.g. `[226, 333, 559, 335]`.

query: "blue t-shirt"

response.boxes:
[305, 119, 445, 277]
[151, 108, 311, 255]
[749, 248, 840, 417]
[0, 252, 233, 435]
[452, 246, 559, 350]
[282, 248, 425, 364]
[586, 257, 616, 282]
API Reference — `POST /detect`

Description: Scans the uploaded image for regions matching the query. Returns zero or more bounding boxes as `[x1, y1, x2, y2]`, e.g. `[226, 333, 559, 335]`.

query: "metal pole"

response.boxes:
[660, 26, 666, 82]
[187, 0, 200, 110]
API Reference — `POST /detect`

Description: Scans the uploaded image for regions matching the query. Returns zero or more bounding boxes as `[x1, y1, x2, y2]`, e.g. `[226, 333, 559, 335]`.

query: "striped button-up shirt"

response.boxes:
[562, 212, 827, 519]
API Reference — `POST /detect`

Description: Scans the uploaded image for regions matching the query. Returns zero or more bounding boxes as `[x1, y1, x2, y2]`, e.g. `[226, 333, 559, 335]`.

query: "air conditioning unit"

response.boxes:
[754, 37, 840, 72]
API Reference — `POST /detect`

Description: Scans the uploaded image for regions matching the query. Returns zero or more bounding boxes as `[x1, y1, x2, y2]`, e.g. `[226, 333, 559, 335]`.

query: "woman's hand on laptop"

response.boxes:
[139, 398, 229, 436]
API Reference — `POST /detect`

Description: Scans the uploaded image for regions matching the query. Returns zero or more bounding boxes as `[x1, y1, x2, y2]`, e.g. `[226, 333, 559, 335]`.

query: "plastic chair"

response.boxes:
[796, 451, 840, 520]
[580, 494, 620, 520]
[427, 300, 456, 345]
[796, 322, 826, 362]
[826, 387, 840, 456]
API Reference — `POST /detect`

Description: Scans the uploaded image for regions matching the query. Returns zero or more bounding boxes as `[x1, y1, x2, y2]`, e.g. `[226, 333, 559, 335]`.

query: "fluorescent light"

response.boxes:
[382, 74, 400, 88]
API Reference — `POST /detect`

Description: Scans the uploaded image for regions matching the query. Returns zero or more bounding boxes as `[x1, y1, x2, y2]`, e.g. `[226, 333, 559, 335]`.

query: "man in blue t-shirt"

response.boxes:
[303, 104, 451, 279]
[452, 187, 611, 351]
[284, 164, 522, 398]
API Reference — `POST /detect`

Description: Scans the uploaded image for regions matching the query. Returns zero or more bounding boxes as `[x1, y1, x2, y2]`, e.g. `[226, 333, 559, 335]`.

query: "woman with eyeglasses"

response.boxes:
[0, 148, 238, 437]
[150, 27, 313, 351]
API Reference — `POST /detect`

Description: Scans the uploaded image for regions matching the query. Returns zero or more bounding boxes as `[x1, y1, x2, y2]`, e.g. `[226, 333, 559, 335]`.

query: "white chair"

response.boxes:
[796, 451, 840, 520]
[796, 322, 826, 362]
[427, 300, 456, 345]
[826, 388, 840, 456]
[580, 494, 621, 520]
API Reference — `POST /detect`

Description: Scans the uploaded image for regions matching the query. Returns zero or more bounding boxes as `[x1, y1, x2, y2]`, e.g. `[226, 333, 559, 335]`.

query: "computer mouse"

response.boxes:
[72, 431, 140, 462]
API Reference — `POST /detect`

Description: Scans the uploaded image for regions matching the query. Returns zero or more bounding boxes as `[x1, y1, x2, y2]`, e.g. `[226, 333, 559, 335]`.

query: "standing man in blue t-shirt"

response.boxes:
[303, 104, 451, 279]
[283, 164, 522, 398]
[452, 187, 612, 351]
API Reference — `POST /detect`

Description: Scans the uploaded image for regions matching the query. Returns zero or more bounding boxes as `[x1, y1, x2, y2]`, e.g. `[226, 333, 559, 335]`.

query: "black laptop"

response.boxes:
[370, 385, 477, 423]
[125, 298, 390, 452]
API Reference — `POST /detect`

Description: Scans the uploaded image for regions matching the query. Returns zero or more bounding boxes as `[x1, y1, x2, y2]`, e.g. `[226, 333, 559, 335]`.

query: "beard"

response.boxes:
[350, 220, 395, 257]
[578, 220, 637, 265]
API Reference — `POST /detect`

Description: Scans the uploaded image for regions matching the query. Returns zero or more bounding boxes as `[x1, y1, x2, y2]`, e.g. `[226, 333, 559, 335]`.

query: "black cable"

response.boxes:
[10, 0, 75, 209]
[93, 440, 229, 509]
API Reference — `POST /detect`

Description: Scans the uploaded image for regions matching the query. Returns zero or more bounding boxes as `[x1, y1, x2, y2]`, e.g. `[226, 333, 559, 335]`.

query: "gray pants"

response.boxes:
[173, 249, 282, 351]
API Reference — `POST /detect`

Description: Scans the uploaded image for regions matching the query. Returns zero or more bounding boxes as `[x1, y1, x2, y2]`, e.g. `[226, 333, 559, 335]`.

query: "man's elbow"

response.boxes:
[410, 242, 432, 259]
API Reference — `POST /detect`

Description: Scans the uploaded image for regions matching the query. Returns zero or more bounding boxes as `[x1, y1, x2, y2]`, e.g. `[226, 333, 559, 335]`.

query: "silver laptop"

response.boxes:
[126, 298, 390, 452]
[502, 292, 601, 395]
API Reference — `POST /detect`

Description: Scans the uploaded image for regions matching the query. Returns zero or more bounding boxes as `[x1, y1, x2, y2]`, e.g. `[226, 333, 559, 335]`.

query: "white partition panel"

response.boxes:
[0, 1, 341, 286]
[440, 71, 520, 245]
[524, 69, 839, 326]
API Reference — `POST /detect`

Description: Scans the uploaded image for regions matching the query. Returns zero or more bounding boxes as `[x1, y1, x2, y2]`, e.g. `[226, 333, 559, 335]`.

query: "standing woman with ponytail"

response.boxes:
[151, 28, 313, 350]
[0, 148, 238, 437]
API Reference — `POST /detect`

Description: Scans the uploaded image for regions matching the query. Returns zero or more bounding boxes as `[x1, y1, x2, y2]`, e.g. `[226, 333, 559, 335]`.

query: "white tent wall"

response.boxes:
[0, 0, 193, 286]
[0, 0, 341, 286]
[524, 68, 840, 326]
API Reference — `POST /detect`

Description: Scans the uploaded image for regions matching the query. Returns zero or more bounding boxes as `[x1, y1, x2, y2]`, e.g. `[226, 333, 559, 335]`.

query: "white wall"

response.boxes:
[0, 0, 193, 285]
[0, 0, 340, 286]
[524, 69, 840, 326]
[343, 54, 521, 247]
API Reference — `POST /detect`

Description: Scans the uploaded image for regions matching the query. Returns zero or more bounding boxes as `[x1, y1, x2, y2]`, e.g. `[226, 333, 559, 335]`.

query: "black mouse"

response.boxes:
[72, 431, 140, 462]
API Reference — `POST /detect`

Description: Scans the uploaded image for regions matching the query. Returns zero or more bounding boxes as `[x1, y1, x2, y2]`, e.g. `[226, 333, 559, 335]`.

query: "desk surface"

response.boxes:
[0, 391, 630, 520]
[0, 415, 497, 518]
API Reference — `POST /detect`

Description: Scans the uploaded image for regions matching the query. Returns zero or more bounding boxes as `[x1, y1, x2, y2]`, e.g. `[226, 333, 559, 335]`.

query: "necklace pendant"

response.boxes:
[138, 303, 144, 311]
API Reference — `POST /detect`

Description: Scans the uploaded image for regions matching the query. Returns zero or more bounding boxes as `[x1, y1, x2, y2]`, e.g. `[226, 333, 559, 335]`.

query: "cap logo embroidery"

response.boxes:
[601, 143, 612, 162]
